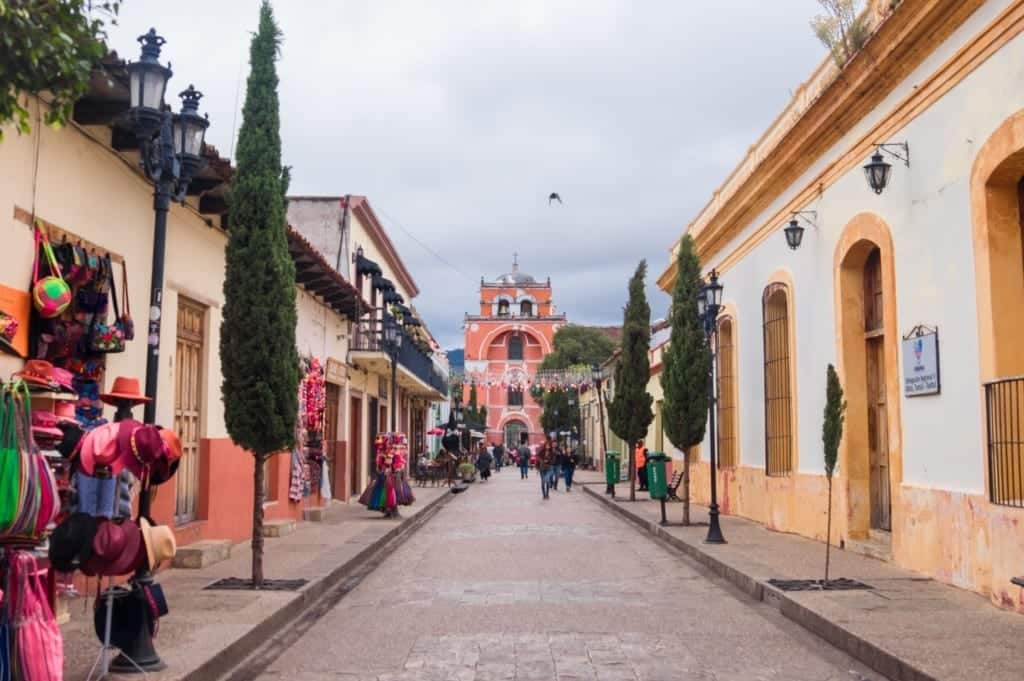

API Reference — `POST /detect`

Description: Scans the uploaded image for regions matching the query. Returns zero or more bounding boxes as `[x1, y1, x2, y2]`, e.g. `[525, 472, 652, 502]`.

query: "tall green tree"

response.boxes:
[0, 1, 121, 141]
[539, 326, 617, 371]
[220, 0, 299, 589]
[822, 364, 846, 583]
[607, 261, 654, 501]
[660, 236, 710, 524]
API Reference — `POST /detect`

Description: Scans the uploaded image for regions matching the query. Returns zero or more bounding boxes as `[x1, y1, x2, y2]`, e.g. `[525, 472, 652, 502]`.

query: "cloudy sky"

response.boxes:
[107, 0, 827, 349]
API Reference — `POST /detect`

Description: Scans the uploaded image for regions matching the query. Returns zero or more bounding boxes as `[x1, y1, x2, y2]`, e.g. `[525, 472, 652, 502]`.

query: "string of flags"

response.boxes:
[455, 368, 597, 395]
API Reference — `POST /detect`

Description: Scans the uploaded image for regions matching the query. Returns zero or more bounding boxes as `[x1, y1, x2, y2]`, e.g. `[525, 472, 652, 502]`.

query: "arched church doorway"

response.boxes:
[504, 420, 528, 449]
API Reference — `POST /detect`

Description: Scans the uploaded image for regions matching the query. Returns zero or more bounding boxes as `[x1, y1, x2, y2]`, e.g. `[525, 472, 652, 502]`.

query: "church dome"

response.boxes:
[495, 258, 536, 285]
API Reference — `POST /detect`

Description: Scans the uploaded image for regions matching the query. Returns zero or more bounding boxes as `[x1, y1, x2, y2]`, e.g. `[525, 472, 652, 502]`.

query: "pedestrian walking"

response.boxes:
[635, 441, 649, 491]
[493, 442, 504, 472]
[537, 440, 555, 499]
[517, 437, 531, 479]
[550, 433, 562, 491]
[555, 446, 572, 493]
[563, 445, 578, 492]
[477, 442, 493, 482]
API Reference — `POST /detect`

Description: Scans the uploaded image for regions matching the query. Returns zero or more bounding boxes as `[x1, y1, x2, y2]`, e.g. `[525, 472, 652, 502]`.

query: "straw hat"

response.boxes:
[139, 517, 176, 571]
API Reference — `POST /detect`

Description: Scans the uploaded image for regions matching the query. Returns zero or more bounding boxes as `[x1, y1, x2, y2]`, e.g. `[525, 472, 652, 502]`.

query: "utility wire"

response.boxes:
[375, 207, 477, 284]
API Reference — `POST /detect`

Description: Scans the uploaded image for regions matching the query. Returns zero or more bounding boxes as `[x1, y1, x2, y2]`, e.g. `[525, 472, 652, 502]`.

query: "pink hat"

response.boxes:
[54, 401, 77, 424]
[31, 411, 63, 439]
[49, 366, 74, 393]
[117, 422, 166, 478]
[79, 423, 123, 476]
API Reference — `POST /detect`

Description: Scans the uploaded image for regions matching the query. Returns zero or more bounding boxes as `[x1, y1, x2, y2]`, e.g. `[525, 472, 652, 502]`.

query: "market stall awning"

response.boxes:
[287, 227, 370, 318]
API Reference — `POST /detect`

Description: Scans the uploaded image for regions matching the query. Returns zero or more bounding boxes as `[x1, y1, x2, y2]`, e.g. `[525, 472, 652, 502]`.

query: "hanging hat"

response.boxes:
[48, 512, 97, 572]
[139, 517, 176, 571]
[0, 310, 20, 357]
[99, 376, 151, 407]
[80, 422, 123, 476]
[118, 422, 166, 477]
[157, 428, 182, 464]
[14, 360, 59, 390]
[54, 401, 77, 424]
[56, 420, 84, 458]
[149, 427, 182, 485]
[31, 411, 63, 439]
[81, 519, 144, 577]
[49, 366, 75, 393]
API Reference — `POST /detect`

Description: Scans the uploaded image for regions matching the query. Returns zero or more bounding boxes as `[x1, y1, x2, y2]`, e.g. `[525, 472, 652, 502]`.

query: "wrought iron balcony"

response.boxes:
[352, 317, 448, 397]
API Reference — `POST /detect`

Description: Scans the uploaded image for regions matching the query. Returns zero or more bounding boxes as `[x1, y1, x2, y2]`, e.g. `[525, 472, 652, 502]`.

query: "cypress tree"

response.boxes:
[607, 260, 654, 501]
[660, 236, 710, 524]
[220, 0, 299, 589]
[822, 364, 846, 583]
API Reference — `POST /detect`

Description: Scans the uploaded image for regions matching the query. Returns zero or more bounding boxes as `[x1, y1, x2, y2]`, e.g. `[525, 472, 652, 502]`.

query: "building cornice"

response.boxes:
[658, 0, 986, 290]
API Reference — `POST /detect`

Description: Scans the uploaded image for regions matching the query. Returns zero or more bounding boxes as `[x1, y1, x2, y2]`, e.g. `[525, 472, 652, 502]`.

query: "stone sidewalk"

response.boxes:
[575, 471, 1023, 681]
[62, 485, 452, 681]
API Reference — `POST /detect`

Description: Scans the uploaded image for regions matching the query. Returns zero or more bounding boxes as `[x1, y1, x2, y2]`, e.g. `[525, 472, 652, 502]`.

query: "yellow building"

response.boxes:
[658, 0, 1024, 611]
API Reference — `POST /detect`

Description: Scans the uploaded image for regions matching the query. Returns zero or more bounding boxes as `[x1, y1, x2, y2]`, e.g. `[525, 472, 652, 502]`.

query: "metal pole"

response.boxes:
[706, 321, 726, 544]
[596, 379, 613, 496]
[390, 348, 398, 432]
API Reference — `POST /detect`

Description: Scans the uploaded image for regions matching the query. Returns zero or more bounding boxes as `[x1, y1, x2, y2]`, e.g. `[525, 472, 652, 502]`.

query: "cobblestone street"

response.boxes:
[248, 473, 886, 681]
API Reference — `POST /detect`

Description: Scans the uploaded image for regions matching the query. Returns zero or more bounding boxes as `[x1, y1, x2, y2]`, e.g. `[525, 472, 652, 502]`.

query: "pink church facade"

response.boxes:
[463, 262, 566, 447]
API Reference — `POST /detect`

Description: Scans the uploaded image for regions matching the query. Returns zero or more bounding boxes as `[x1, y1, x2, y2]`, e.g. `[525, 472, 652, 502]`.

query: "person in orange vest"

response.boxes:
[635, 440, 649, 491]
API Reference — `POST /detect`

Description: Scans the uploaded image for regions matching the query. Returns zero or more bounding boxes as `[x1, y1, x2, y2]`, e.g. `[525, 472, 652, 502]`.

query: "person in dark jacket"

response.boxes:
[563, 446, 578, 492]
[536, 440, 555, 499]
[476, 443, 493, 482]
[493, 442, 504, 472]
[555, 447, 572, 493]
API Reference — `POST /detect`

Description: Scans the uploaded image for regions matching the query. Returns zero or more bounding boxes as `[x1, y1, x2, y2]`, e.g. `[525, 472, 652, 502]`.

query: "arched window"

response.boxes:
[762, 284, 793, 476]
[497, 300, 510, 316]
[508, 387, 523, 407]
[508, 334, 523, 361]
[520, 300, 533, 317]
[717, 316, 738, 468]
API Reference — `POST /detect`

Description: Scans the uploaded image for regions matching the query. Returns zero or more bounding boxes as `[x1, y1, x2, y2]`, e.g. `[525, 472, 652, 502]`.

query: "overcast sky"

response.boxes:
[108, 1, 826, 349]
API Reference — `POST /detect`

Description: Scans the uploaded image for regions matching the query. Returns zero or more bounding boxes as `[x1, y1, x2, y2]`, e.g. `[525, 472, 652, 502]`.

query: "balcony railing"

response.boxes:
[352, 317, 449, 397]
[985, 376, 1024, 508]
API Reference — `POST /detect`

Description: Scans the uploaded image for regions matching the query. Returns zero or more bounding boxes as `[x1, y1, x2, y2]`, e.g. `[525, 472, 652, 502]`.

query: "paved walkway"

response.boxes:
[249, 468, 885, 681]
[573, 471, 1024, 681]
[62, 485, 450, 681]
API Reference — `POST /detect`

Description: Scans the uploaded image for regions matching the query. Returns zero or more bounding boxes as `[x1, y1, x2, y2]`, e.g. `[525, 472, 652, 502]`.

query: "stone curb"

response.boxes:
[185, 488, 457, 681]
[581, 484, 937, 681]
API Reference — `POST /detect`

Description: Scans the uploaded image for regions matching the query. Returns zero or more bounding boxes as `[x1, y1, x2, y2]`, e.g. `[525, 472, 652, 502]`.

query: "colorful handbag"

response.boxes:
[119, 260, 134, 341]
[11, 552, 64, 681]
[89, 255, 126, 354]
[31, 227, 72, 319]
[0, 389, 22, 533]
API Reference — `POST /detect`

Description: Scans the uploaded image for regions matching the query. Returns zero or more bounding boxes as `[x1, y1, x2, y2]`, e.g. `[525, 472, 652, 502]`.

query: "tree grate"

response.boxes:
[204, 577, 309, 592]
[767, 578, 872, 592]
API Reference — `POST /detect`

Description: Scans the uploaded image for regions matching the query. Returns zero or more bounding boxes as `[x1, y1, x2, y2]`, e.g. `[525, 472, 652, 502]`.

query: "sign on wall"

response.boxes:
[902, 326, 940, 397]
[325, 358, 346, 385]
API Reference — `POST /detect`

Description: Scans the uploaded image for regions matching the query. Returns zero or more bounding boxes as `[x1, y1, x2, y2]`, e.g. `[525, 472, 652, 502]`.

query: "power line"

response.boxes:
[375, 207, 476, 283]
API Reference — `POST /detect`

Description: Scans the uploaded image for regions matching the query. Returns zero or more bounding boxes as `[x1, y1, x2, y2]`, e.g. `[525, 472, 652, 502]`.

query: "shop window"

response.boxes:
[762, 284, 793, 476]
[508, 387, 523, 407]
[508, 334, 523, 361]
[716, 316, 738, 468]
[520, 300, 533, 316]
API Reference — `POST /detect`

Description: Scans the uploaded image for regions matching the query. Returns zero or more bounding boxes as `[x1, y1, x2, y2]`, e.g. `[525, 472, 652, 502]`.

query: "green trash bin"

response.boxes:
[647, 451, 670, 500]
[604, 451, 621, 486]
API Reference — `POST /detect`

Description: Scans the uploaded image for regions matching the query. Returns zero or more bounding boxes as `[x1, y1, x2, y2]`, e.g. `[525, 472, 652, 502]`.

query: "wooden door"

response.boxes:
[349, 396, 362, 496]
[174, 297, 205, 525]
[863, 249, 891, 531]
[368, 397, 379, 473]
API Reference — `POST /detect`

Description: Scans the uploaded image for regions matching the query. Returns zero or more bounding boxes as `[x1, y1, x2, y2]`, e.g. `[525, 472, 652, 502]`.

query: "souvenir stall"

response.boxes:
[358, 432, 415, 518]
[0, 221, 182, 678]
[290, 357, 330, 504]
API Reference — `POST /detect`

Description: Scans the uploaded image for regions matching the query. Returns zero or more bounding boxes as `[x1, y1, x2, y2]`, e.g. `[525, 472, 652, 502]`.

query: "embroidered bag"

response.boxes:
[89, 255, 126, 354]
[119, 260, 134, 341]
[0, 388, 21, 533]
[11, 552, 63, 681]
[31, 227, 71, 319]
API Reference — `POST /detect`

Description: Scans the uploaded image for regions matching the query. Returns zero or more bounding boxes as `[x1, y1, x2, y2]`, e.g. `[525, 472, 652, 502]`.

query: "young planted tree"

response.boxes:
[220, 0, 299, 589]
[810, 0, 871, 67]
[660, 237, 710, 525]
[607, 261, 654, 501]
[822, 364, 846, 584]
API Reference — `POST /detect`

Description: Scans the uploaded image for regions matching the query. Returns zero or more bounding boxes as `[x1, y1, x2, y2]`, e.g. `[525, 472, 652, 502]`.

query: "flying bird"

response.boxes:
[548, 192, 562, 205]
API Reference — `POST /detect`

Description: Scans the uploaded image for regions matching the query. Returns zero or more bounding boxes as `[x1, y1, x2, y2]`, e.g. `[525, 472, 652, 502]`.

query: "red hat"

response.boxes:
[79, 423, 123, 476]
[31, 411, 63, 439]
[14, 360, 59, 390]
[100, 376, 151, 407]
[49, 366, 74, 393]
[149, 427, 182, 486]
[118, 422, 166, 477]
[81, 520, 144, 577]
[54, 401, 77, 424]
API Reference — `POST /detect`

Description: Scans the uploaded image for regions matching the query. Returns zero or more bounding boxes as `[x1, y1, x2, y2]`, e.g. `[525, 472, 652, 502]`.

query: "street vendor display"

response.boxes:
[359, 432, 415, 517]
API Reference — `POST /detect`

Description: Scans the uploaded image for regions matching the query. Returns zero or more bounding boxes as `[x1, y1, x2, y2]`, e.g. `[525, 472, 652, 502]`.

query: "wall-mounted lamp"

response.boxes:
[783, 211, 817, 250]
[863, 142, 910, 195]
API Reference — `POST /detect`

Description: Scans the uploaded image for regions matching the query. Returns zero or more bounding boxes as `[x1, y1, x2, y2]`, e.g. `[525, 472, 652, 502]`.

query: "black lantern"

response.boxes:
[173, 86, 209, 183]
[125, 29, 172, 138]
[784, 218, 804, 250]
[863, 142, 909, 195]
[591, 364, 602, 384]
[863, 151, 892, 195]
[384, 316, 402, 349]
[696, 288, 707, 322]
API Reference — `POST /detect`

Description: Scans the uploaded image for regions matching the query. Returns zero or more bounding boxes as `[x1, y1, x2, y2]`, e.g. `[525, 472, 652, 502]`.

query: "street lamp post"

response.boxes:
[699, 270, 727, 545]
[592, 364, 613, 496]
[113, 28, 210, 672]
